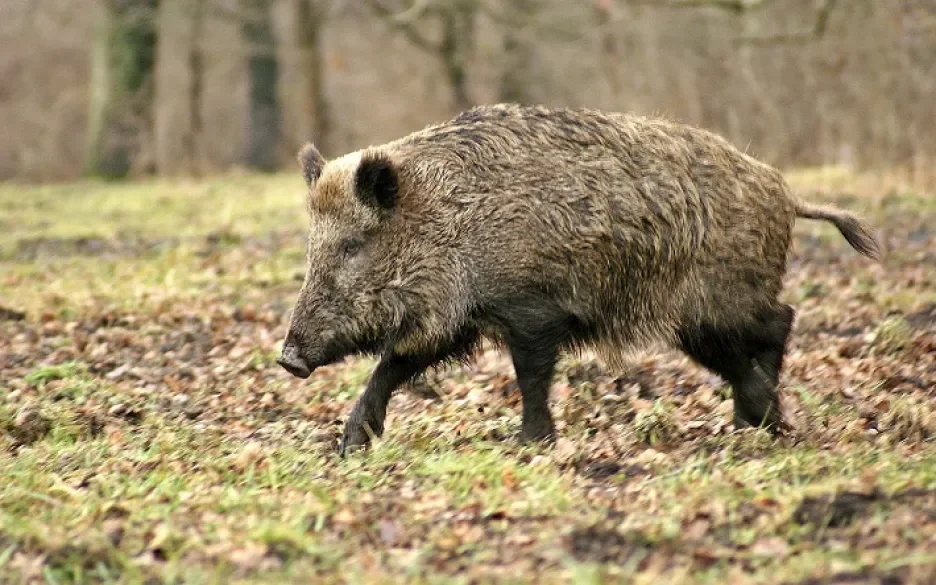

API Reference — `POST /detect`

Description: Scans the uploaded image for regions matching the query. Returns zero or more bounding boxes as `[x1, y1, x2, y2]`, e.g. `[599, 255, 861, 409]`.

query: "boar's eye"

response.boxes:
[339, 238, 364, 259]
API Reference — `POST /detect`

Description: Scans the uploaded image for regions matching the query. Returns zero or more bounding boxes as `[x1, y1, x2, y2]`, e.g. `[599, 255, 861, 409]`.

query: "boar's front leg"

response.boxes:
[339, 354, 431, 457]
[339, 329, 480, 456]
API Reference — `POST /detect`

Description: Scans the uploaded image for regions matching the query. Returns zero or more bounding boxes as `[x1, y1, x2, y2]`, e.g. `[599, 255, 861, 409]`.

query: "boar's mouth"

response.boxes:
[279, 335, 385, 380]
[277, 348, 341, 380]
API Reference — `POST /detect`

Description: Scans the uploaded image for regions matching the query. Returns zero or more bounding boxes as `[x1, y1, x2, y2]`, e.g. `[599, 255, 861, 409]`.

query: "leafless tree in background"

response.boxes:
[0, 0, 934, 183]
[365, 0, 479, 110]
[294, 0, 331, 155]
[85, 0, 161, 178]
[498, 0, 541, 104]
[239, 0, 282, 171]
[183, 0, 206, 176]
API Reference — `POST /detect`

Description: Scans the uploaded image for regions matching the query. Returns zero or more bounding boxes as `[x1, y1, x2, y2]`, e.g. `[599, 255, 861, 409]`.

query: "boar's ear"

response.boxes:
[298, 143, 325, 186]
[354, 151, 398, 212]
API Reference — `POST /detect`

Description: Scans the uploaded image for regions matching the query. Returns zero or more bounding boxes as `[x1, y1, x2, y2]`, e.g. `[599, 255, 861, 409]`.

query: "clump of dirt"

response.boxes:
[0, 306, 25, 321]
[4, 406, 52, 446]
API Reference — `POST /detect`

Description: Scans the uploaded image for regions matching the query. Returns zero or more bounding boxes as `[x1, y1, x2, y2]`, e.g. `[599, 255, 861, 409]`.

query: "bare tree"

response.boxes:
[183, 0, 206, 176]
[366, 0, 478, 110]
[295, 0, 332, 154]
[498, 0, 540, 104]
[592, 0, 622, 96]
[240, 0, 282, 172]
[4, 0, 934, 180]
[85, 0, 161, 178]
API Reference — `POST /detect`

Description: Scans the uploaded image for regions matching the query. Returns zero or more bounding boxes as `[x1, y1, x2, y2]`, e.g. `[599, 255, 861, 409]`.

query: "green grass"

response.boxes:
[1, 169, 935, 583]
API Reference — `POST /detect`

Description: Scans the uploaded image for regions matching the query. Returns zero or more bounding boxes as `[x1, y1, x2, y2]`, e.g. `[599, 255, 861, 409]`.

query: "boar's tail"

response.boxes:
[794, 200, 882, 261]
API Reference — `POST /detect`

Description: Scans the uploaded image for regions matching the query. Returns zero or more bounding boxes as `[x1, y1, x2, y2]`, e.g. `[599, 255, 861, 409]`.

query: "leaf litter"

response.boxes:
[0, 177, 935, 583]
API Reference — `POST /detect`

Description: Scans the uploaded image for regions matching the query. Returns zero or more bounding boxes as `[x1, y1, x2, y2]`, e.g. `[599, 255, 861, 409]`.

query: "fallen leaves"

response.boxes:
[1, 181, 936, 583]
[231, 440, 267, 471]
[228, 542, 275, 572]
[749, 536, 790, 557]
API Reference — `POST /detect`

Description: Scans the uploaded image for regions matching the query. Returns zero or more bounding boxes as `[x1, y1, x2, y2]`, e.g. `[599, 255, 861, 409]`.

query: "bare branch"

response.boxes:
[363, 0, 439, 53]
[476, 1, 581, 42]
[628, 0, 842, 46]
[736, 0, 840, 45]
[626, 0, 778, 14]
[391, 0, 434, 23]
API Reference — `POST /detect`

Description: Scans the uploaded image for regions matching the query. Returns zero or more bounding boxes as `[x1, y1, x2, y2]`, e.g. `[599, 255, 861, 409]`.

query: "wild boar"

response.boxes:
[275, 103, 880, 456]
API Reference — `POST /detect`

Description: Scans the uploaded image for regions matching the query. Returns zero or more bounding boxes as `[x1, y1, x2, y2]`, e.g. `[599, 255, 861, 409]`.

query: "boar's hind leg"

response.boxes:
[339, 329, 479, 457]
[677, 304, 794, 433]
[509, 340, 560, 443]
[503, 306, 580, 444]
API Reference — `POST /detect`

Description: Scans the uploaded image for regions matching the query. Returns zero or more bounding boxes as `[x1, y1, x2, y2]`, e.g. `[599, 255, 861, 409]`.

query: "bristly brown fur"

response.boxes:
[278, 103, 880, 454]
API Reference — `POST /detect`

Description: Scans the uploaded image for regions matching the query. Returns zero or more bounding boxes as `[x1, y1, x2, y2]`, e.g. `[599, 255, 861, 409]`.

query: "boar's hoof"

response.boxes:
[519, 421, 556, 445]
[733, 414, 792, 437]
[338, 422, 379, 457]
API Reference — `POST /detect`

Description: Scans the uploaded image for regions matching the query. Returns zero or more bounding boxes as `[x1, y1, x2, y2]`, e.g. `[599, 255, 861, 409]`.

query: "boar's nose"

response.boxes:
[276, 342, 311, 379]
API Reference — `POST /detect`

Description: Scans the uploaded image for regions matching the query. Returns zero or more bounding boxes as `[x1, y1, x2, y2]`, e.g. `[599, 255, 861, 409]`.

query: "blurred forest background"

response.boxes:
[0, 0, 933, 183]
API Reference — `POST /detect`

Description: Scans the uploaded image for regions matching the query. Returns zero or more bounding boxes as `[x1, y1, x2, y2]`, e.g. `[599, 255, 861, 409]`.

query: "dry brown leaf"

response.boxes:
[683, 517, 711, 541]
[228, 542, 268, 571]
[750, 536, 790, 557]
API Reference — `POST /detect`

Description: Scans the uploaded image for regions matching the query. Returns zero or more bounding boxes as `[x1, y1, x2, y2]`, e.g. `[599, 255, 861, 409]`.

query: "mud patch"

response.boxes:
[11, 229, 305, 261]
[793, 489, 936, 530]
[784, 569, 904, 585]
[579, 460, 648, 481]
[793, 491, 880, 528]
[567, 526, 654, 565]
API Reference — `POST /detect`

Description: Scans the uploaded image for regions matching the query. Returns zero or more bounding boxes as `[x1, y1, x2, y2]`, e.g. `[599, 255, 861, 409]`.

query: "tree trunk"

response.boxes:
[498, 0, 539, 104]
[85, 0, 161, 179]
[184, 0, 205, 176]
[240, 0, 282, 172]
[295, 0, 331, 154]
[592, 0, 622, 100]
[439, 1, 475, 111]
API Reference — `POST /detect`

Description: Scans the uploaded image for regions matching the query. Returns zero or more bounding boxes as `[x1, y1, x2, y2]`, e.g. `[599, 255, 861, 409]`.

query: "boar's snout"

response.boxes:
[277, 339, 311, 379]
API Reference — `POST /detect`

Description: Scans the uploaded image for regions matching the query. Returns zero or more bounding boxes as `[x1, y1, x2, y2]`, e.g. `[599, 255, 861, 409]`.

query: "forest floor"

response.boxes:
[1, 167, 935, 585]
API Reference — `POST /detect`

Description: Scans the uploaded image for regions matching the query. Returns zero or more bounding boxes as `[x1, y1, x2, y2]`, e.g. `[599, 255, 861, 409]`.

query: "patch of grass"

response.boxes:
[24, 361, 86, 387]
[0, 173, 306, 258]
[871, 315, 914, 355]
[795, 280, 827, 302]
[880, 397, 936, 445]
[1, 171, 935, 583]
[634, 400, 680, 447]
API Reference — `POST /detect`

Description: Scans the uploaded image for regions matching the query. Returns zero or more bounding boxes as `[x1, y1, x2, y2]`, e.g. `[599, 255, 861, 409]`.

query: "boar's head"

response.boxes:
[277, 142, 430, 378]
